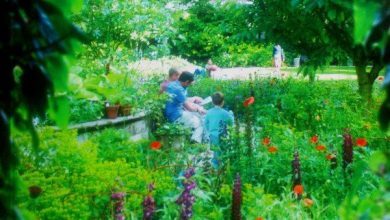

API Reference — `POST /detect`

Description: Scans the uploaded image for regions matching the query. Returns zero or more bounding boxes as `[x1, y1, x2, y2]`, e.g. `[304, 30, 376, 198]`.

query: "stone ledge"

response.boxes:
[67, 111, 147, 134]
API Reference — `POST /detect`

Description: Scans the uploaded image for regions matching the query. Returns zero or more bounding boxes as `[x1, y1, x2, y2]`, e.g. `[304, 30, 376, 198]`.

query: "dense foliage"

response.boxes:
[73, 0, 179, 66]
[0, 0, 83, 218]
[15, 79, 388, 219]
[172, 1, 274, 67]
[3, 0, 389, 219]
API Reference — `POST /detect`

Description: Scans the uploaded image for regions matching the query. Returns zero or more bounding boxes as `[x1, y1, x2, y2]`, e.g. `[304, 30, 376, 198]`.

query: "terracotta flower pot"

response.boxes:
[119, 105, 131, 116]
[105, 105, 119, 119]
[29, 185, 43, 198]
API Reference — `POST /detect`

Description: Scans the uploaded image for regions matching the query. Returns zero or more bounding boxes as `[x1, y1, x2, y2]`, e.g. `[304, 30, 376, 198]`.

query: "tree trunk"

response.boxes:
[356, 62, 383, 102]
[105, 56, 113, 75]
[353, 45, 383, 102]
[355, 65, 373, 101]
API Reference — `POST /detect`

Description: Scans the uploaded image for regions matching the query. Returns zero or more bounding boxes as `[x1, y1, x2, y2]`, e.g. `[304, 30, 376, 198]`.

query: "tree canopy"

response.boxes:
[252, 0, 387, 101]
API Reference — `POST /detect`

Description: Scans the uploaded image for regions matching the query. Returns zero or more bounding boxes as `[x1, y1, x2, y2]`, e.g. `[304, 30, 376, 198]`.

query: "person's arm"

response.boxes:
[159, 83, 165, 94]
[184, 101, 207, 114]
[187, 96, 203, 104]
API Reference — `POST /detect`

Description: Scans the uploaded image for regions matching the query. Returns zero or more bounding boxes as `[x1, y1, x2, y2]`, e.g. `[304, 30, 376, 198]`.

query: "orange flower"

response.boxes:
[150, 141, 161, 150]
[243, 96, 255, 107]
[262, 137, 271, 145]
[303, 198, 314, 207]
[315, 145, 326, 151]
[293, 184, 304, 195]
[255, 217, 264, 220]
[310, 135, 318, 144]
[268, 146, 278, 153]
[326, 153, 335, 160]
[356, 138, 367, 147]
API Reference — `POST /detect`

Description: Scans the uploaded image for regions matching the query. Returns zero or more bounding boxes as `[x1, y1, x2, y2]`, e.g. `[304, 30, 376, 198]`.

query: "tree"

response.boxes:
[358, 1, 390, 131]
[172, 0, 258, 64]
[0, 0, 83, 218]
[73, 0, 179, 74]
[251, 0, 386, 101]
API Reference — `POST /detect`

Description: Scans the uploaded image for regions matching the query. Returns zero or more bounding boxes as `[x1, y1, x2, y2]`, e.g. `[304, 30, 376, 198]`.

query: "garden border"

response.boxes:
[65, 111, 149, 141]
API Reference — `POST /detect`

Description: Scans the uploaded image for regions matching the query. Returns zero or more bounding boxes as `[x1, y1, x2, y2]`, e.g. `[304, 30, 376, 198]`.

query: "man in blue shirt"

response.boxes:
[164, 71, 206, 143]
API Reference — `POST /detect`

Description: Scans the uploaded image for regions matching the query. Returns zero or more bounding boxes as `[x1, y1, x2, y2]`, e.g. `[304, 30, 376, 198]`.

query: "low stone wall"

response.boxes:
[68, 111, 149, 141]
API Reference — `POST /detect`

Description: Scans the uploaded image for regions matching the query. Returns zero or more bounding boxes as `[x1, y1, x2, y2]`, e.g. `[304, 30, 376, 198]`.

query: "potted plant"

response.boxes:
[119, 96, 133, 116]
[117, 86, 138, 116]
[103, 90, 121, 119]
[104, 102, 120, 119]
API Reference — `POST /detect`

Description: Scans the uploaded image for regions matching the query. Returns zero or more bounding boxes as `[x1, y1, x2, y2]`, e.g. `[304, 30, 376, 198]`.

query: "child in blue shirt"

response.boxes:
[205, 92, 234, 168]
[205, 92, 234, 146]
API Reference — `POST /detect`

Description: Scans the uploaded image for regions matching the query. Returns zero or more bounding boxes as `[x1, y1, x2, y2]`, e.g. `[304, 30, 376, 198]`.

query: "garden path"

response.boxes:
[210, 67, 357, 80]
[127, 58, 358, 80]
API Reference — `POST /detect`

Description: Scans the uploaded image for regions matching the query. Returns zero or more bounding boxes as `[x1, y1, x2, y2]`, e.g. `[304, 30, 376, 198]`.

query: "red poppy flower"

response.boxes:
[326, 154, 335, 160]
[268, 146, 278, 153]
[310, 135, 318, 144]
[255, 217, 264, 220]
[262, 137, 271, 145]
[356, 138, 367, 147]
[150, 141, 161, 150]
[293, 184, 304, 195]
[303, 198, 314, 207]
[315, 145, 326, 151]
[243, 96, 255, 107]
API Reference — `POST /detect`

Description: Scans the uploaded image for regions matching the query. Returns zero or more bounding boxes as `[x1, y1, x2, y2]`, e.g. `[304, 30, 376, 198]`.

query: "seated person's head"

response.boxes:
[168, 68, 180, 81]
[178, 71, 194, 87]
[212, 92, 224, 107]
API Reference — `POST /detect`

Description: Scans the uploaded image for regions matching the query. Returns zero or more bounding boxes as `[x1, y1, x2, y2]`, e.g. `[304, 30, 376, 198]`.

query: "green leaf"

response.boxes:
[49, 95, 70, 129]
[194, 189, 212, 202]
[353, 0, 379, 44]
[46, 0, 83, 15]
[46, 55, 69, 93]
[327, 10, 336, 20]
[368, 151, 386, 172]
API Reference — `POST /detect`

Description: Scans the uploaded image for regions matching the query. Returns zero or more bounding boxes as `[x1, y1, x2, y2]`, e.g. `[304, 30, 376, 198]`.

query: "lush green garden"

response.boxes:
[2, 0, 390, 220]
[14, 77, 388, 219]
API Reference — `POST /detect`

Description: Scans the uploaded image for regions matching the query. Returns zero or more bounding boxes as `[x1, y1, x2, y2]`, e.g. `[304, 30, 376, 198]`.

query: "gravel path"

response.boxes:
[127, 58, 358, 80]
[210, 67, 357, 80]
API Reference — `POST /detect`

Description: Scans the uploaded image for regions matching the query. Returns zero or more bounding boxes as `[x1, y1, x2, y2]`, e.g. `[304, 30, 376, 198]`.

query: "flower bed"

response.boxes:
[16, 78, 388, 219]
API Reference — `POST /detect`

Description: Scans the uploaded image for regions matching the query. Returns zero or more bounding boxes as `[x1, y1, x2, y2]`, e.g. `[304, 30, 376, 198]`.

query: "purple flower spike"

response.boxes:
[185, 181, 197, 191]
[148, 183, 155, 192]
[184, 167, 195, 178]
[111, 192, 125, 200]
[177, 168, 197, 219]
[143, 195, 156, 220]
[143, 182, 156, 220]
[112, 192, 125, 219]
[231, 173, 242, 220]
